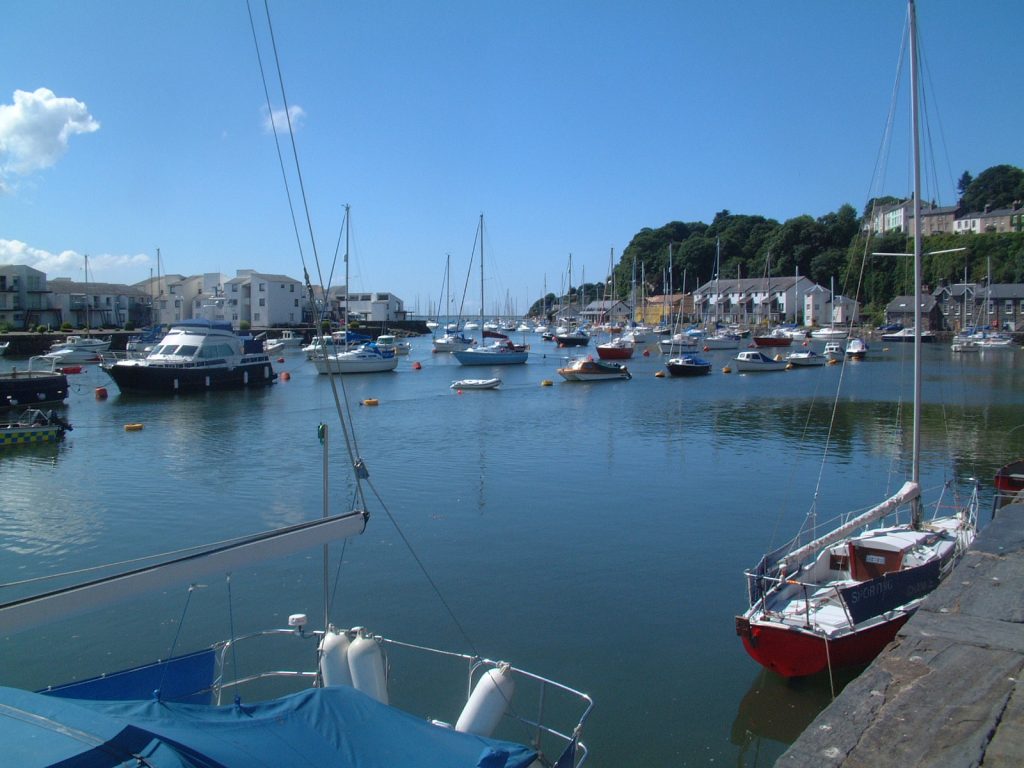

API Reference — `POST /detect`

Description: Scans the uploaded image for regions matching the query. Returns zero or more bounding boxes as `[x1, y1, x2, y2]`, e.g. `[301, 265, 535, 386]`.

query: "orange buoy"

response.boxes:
[655, 370, 665, 378]
[363, 398, 379, 406]
[541, 379, 553, 387]
[722, 365, 732, 374]
[124, 423, 144, 431]
[413, 361, 422, 370]
[280, 371, 291, 381]
[95, 387, 108, 399]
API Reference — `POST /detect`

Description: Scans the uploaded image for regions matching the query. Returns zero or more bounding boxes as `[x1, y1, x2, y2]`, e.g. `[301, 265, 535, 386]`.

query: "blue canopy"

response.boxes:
[0, 685, 537, 768]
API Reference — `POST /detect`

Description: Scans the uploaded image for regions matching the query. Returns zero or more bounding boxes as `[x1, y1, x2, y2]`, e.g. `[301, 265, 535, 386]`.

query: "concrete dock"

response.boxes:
[780, 500, 1024, 767]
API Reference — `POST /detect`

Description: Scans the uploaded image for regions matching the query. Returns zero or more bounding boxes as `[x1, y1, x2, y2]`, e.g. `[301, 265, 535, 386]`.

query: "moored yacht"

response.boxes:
[102, 319, 276, 393]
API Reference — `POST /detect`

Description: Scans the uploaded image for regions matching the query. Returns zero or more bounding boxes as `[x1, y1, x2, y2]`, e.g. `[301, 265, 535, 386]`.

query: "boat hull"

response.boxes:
[666, 357, 711, 377]
[554, 335, 589, 347]
[557, 359, 630, 381]
[452, 349, 528, 366]
[1, 371, 70, 408]
[596, 344, 634, 360]
[736, 612, 911, 678]
[0, 424, 65, 446]
[104, 360, 277, 392]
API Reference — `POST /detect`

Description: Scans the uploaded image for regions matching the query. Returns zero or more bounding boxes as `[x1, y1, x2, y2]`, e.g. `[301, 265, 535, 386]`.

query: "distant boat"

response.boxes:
[596, 336, 635, 360]
[752, 328, 793, 348]
[43, 335, 110, 363]
[810, 327, 848, 341]
[823, 341, 844, 360]
[734, 350, 787, 372]
[0, 341, 10, 356]
[665, 355, 712, 377]
[375, 334, 412, 356]
[451, 377, 501, 390]
[453, 215, 529, 367]
[881, 327, 935, 343]
[785, 349, 826, 367]
[554, 328, 590, 347]
[313, 342, 398, 375]
[557, 356, 631, 382]
[845, 337, 869, 359]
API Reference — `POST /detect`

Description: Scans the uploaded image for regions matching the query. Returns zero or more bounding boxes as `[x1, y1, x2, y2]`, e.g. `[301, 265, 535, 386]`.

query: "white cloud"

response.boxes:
[0, 88, 100, 183]
[262, 104, 305, 134]
[0, 240, 149, 283]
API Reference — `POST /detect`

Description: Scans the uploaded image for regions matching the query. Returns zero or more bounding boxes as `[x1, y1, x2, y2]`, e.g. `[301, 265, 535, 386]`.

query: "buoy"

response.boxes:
[703, 345, 710, 352]
[61, 366, 83, 374]
[413, 361, 422, 370]
[455, 664, 516, 737]
[722, 365, 732, 374]
[786, 363, 793, 370]
[655, 370, 665, 378]
[277, 357, 285, 363]
[540, 379, 553, 387]
[642, 349, 650, 357]
[124, 423, 144, 431]
[774, 354, 783, 361]
[319, 627, 353, 687]
[802, 340, 809, 347]
[827, 358, 839, 366]
[280, 371, 291, 381]
[95, 387, 108, 400]
[348, 629, 388, 704]
[363, 398, 379, 406]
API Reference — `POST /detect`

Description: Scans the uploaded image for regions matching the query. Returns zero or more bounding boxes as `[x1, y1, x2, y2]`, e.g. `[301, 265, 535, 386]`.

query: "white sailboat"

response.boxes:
[736, 0, 979, 678]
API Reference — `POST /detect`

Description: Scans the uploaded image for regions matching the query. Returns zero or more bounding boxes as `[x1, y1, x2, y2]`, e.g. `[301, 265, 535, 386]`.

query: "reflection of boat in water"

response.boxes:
[730, 668, 860, 762]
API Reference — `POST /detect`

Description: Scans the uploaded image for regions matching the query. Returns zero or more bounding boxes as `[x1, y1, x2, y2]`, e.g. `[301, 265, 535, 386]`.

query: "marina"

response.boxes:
[1, 334, 1021, 765]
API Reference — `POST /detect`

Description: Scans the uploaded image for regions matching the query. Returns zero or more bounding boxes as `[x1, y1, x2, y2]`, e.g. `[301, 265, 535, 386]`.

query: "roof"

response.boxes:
[885, 295, 938, 313]
[46, 279, 149, 298]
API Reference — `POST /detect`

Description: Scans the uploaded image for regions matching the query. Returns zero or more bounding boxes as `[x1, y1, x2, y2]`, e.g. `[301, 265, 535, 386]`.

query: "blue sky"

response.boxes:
[2, 1, 1021, 316]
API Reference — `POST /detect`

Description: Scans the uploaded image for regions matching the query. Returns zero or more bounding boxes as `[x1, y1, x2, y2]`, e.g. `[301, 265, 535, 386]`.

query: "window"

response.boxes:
[231, 284, 238, 292]
[254, 312, 261, 321]
[294, 298, 299, 307]
[259, 298, 266, 307]
[259, 283, 265, 292]
[290, 284, 295, 292]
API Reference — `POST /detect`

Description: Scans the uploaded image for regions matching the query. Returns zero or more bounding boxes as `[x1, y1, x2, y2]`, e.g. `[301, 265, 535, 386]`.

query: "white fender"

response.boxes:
[318, 626, 352, 687]
[348, 628, 388, 704]
[455, 663, 515, 736]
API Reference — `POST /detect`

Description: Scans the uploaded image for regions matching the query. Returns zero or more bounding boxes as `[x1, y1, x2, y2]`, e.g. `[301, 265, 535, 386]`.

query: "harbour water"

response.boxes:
[1, 336, 1022, 765]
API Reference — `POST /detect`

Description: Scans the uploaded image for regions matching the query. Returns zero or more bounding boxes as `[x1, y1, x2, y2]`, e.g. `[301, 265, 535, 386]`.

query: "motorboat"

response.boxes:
[596, 336, 635, 360]
[304, 331, 372, 359]
[785, 349, 826, 367]
[431, 331, 476, 353]
[451, 377, 501, 390]
[0, 408, 72, 447]
[102, 319, 277, 392]
[665, 355, 712, 377]
[810, 327, 848, 341]
[126, 325, 167, 356]
[374, 334, 412, 356]
[0, 356, 70, 409]
[453, 340, 529, 366]
[554, 328, 590, 347]
[845, 337, 869, 359]
[557, 356, 631, 381]
[881, 326, 936, 343]
[752, 328, 793, 348]
[734, 350, 787, 372]
[313, 342, 398, 374]
[263, 329, 305, 354]
[823, 341, 844, 359]
[42, 335, 110, 363]
[657, 333, 699, 355]
[702, 332, 741, 350]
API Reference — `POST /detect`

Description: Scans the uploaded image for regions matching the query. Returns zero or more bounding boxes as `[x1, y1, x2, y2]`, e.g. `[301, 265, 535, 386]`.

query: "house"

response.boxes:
[870, 199, 960, 236]
[580, 299, 631, 326]
[323, 287, 407, 324]
[932, 282, 1024, 332]
[885, 293, 942, 331]
[0, 265, 62, 330]
[224, 271, 304, 329]
[693, 275, 817, 326]
[803, 284, 860, 327]
[47, 278, 150, 329]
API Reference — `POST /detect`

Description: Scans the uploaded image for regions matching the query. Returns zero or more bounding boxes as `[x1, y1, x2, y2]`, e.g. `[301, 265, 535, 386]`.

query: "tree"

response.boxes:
[957, 171, 973, 197]
[961, 165, 1024, 212]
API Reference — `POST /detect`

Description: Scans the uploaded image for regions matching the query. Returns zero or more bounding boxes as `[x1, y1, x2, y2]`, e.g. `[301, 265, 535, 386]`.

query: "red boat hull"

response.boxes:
[753, 337, 792, 347]
[736, 613, 911, 677]
[596, 345, 634, 360]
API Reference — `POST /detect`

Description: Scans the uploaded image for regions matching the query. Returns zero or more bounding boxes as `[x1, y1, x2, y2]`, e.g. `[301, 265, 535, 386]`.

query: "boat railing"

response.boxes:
[207, 625, 593, 767]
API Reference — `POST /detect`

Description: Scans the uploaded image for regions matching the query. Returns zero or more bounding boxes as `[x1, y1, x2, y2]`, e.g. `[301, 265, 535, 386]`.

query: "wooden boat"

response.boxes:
[557, 357, 631, 381]
[736, 0, 979, 679]
[665, 355, 712, 377]
[451, 378, 501, 390]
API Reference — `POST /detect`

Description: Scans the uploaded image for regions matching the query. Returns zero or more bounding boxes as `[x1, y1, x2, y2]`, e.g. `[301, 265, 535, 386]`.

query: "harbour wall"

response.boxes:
[780, 502, 1024, 766]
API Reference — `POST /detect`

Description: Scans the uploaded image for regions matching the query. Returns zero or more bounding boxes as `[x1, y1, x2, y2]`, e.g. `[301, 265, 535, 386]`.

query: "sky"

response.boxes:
[2, 0, 1022, 317]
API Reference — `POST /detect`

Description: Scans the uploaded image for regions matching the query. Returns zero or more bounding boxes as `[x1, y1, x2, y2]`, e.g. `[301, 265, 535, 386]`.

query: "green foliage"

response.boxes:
[60, 322, 73, 331]
[36, 325, 48, 333]
[239, 320, 251, 331]
[961, 165, 1024, 212]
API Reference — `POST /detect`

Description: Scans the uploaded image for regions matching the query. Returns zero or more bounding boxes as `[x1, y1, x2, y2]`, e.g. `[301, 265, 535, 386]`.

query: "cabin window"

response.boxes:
[177, 345, 199, 357]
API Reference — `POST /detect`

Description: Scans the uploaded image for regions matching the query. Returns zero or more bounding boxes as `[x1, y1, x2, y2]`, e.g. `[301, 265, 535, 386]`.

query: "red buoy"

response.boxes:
[280, 371, 291, 381]
[95, 386, 108, 399]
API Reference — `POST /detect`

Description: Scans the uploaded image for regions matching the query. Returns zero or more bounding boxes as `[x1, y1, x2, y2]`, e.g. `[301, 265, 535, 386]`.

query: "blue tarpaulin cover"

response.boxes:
[0, 684, 537, 768]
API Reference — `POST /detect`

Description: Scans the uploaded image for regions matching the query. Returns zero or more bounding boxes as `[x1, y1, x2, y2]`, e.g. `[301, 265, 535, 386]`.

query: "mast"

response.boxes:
[909, 0, 923, 520]
[477, 213, 485, 343]
[343, 204, 351, 350]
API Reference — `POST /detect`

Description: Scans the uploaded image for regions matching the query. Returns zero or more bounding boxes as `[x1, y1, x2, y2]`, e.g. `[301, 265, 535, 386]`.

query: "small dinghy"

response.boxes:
[451, 378, 501, 390]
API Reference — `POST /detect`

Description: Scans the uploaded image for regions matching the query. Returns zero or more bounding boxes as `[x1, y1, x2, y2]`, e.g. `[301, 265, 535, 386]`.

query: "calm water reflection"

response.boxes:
[1, 338, 1021, 765]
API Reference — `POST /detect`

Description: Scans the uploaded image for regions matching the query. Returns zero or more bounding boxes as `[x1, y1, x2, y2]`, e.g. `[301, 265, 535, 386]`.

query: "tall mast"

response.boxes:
[478, 213, 484, 342]
[909, 0, 923, 511]
[343, 204, 350, 350]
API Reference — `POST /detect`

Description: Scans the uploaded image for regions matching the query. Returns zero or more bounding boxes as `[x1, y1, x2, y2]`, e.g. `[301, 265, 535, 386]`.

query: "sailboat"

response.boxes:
[0, 8, 592, 766]
[453, 215, 529, 366]
[312, 206, 398, 375]
[735, 0, 979, 678]
[431, 253, 476, 353]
